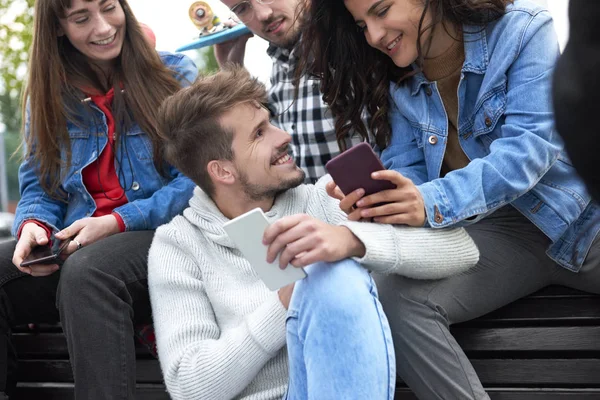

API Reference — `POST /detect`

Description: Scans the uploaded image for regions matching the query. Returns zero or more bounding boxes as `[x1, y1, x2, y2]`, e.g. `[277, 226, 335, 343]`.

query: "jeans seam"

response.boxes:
[424, 288, 480, 400]
[369, 276, 396, 400]
[119, 300, 128, 400]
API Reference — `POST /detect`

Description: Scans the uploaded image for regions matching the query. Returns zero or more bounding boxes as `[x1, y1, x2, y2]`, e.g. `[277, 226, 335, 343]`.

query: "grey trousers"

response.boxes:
[373, 206, 600, 400]
[0, 231, 154, 399]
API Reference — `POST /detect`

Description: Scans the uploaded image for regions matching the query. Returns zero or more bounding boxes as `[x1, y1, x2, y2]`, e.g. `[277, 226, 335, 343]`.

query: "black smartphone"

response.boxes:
[20, 239, 71, 267]
[325, 142, 396, 196]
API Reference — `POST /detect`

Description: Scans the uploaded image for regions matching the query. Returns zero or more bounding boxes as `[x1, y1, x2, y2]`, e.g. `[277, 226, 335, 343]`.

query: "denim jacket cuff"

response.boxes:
[112, 203, 146, 232]
[13, 215, 60, 238]
[418, 181, 453, 228]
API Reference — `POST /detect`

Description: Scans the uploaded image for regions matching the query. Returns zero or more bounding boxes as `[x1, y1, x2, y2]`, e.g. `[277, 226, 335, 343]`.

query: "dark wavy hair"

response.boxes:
[297, 0, 512, 151]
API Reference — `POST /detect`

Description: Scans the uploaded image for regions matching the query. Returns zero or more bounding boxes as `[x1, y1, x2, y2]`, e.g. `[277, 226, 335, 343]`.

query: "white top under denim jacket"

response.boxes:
[381, 0, 600, 272]
[13, 52, 198, 236]
[148, 176, 480, 400]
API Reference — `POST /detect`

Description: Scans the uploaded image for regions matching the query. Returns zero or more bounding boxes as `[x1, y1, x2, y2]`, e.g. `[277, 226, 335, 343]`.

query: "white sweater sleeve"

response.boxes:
[306, 177, 480, 279]
[148, 224, 288, 400]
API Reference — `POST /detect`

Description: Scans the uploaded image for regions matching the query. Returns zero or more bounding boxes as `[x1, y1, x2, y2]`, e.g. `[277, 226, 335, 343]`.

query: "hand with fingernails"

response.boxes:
[213, 19, 254, 66]
[12, 215, 121, 277]
[12, 222, 58, 277]
[262, 214, 366, 270]
[327, 170, 427, 227]
[55, 214, 121, 256]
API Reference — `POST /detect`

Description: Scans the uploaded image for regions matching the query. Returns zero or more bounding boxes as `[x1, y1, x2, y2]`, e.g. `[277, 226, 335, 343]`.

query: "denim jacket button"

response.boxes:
[484, 116, 492, 127]
[132, 182, 140, 191]
[428, 135, 438, 145]
[425, 86, 433, 96]
[433, 205, 444, 223]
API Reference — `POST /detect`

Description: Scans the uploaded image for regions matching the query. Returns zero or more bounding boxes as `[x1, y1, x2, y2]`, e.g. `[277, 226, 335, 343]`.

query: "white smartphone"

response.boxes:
[223, 208, 307, 291]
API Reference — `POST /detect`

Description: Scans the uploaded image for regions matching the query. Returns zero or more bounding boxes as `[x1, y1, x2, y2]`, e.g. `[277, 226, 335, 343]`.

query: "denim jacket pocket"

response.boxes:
[63, 128, 90, 166]
[471, 88, 507, 138]
[126, 127, 154, 161]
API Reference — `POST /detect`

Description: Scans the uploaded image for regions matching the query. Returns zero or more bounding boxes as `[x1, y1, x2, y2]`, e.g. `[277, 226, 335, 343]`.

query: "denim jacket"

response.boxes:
[13, 52, 198, 236]
[381, 0, 599, 272]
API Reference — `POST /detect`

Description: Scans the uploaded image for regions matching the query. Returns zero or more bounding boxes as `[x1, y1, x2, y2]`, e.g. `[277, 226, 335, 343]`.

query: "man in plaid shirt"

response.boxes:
[217, 0, 369, 183]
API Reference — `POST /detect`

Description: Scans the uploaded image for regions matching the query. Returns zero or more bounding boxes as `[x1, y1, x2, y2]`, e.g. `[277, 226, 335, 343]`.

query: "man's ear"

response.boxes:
[207, 160, 236, 186]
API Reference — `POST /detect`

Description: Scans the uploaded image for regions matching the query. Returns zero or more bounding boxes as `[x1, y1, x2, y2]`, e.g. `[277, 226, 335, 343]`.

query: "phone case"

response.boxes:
[325, 142, 396, 196]
[20, 239, 71, 267]
[223, 208, 307, 291]
[20, 246, 58, 267]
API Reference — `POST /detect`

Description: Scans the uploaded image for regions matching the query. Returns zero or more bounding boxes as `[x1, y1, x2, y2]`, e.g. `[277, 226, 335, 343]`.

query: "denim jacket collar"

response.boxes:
[408, 24, 489, 96]
[462, 25, 489, 74]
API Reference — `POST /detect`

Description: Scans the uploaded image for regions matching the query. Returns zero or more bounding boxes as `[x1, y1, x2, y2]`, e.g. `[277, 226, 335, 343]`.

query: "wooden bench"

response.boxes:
[10, 285, 600, 399]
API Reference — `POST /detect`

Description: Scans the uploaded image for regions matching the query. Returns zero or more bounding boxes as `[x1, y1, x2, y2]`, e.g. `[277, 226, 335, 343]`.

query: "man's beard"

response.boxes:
[237, 167, 305, 202]
[263, 16, 302, 49]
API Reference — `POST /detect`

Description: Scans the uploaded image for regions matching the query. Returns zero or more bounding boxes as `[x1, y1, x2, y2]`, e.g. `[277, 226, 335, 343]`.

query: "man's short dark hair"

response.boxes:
[158, 66, 269, 196]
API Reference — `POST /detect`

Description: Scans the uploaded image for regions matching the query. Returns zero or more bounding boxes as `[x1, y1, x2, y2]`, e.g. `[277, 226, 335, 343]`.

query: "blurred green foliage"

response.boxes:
[1, 0, 34, 203]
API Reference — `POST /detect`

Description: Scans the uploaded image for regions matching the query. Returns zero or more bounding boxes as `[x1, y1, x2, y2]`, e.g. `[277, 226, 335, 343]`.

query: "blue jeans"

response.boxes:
[285, 259, 395, 399]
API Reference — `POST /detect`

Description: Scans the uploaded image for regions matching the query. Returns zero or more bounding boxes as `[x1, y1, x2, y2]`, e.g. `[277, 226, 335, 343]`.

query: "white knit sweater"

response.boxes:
[148, 176, 479, 400]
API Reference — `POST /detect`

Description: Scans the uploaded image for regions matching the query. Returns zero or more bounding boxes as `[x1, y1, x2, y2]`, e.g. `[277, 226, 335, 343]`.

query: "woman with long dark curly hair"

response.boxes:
[0, 0, 197, 397]
[300, 0, 600, 398]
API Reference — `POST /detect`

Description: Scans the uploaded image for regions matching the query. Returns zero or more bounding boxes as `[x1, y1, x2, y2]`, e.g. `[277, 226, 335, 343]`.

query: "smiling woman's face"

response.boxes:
[58, 0, 126, 69]
[344, 0, 430, 68]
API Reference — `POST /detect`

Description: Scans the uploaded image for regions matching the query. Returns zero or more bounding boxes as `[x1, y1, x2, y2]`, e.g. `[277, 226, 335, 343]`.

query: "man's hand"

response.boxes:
[213, 20, 254, 67]
[12, 222, 58, 277]
[355, 170, 426, 226]
[55, 215, 121, 255]
[278, 283, 294, 310]
[263, 214, 365, 269]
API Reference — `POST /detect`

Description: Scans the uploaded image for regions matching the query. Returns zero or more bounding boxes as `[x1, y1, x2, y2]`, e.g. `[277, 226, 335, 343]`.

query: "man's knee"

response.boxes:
[291, 259, 375, 314]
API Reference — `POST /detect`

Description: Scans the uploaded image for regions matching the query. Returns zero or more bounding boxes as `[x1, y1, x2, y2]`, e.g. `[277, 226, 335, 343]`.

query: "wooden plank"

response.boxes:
[13, 383, 170, 400]
[16, 359, 163, 383]
[454, 326, 600, 352]
[395, 388, 600, 400]
[17, 358, 600, 387]
[15, 324, 600, 361]
[12, 385, 600, 400]
[462, 297, 600, 325]
[471, 359, 600, 386]
[394, 360, 600, 389]
[527, 286, 597, 298]
[13, 332, 156, 358]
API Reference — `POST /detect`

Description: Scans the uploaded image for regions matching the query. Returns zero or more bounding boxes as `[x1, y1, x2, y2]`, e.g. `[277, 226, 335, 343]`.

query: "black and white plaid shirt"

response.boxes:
[267, 44, 369, 183]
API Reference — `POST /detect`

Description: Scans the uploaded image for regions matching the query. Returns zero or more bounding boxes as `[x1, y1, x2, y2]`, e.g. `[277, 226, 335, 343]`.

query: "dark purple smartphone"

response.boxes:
[325, 142, 396, 196]
[20, 239, 71, 267]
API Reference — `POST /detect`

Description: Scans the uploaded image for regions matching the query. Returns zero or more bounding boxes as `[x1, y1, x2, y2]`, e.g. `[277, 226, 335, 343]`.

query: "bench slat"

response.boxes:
[13, 383, 170, 400]
[455, 326, 600, 352]
[13, 332, 154, 358]
[17, 358, 600, 387]
[464, 297, 600, 325]
[17, 359, 163, 383]
[395, 388, 600, 399]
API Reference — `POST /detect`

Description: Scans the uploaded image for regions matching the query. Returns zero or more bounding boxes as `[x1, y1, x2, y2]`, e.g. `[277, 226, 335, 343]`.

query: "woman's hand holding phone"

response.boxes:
[55, 215, 120, 255]
[327, 171, 426, 226]
[13, 222, 59, 277]
[354, 170, 426, 226]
